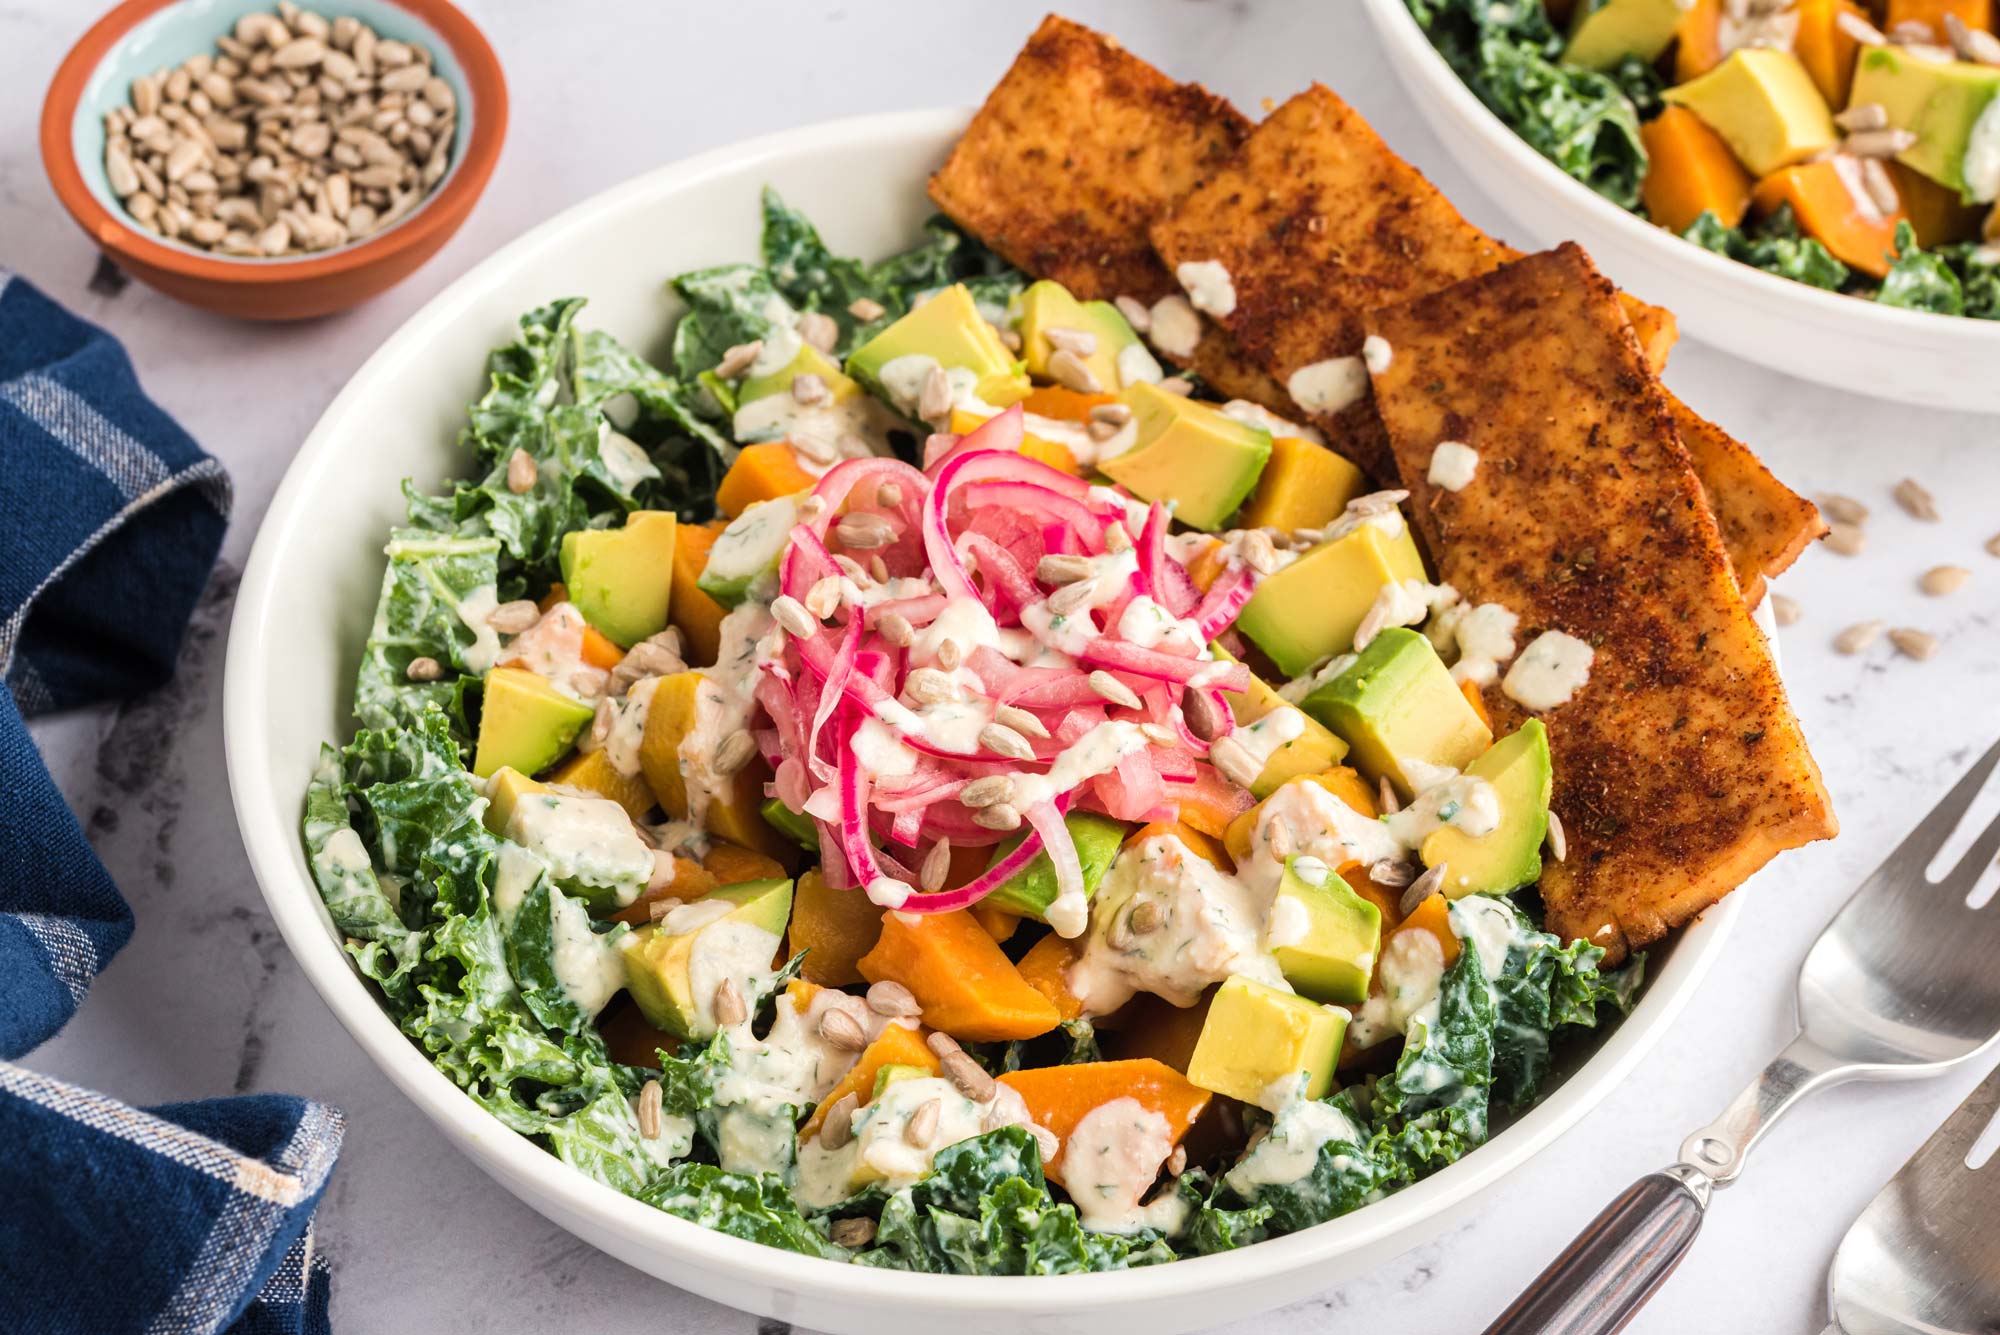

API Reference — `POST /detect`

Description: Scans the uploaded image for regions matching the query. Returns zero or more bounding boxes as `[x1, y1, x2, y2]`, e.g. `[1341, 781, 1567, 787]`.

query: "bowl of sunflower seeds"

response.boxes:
[42, 0, 506, 319]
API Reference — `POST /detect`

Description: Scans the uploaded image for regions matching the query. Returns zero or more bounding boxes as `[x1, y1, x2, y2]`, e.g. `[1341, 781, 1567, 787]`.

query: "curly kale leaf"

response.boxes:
[1681, 207, 1852, 289]
[303, 748, 427, 1010]
[1877, 222, 1966, 315]
[640, 1163, 845, 1259]
[1943, 243, 2000, 318]
[1482, 900, 1644, 1110]
[1184, 1091, 1387, 1253]
[670, 264, 796, 382]
[350, 528, 498, 736]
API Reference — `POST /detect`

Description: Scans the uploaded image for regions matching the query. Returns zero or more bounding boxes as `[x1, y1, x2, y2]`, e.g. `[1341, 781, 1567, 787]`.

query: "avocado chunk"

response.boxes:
[870, 1062, 932, 1099]
[1662, 49, 1836, 178]
[1850, 46, 2000, 200]
[483, 766, 653, 908]
[760, 796, 818, 850]
[619, 877, 793, 1038]
[1099, 382, 1273, 531]
[981, 811, 1129, 922]
[845, 283, 1030, 412]
[1423, 720, 1552, 898]
[1235, 519, 1427, 679]
[473, 666, 595, 779]
[1300, 628, 1494, 800]
[738, 339, 862, 408]
[558, 510, 677, 649]
[1015, 280, 1160, 392]
[1185, 974, 1346, 1111]
[698, 493, 803, 608]
[1563, 0, 1692, 70]
[1215, 644, 1349, 796]
[1270, 857, 1382, 1006]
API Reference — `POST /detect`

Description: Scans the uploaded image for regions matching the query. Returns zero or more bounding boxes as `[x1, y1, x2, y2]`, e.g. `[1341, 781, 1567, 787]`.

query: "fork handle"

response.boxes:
[1482, 1167, 1712, 1335]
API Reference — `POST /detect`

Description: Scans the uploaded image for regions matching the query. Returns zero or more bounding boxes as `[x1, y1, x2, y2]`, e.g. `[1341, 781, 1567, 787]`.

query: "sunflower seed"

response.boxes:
[1399, 863, 1448, 918]
[487, 599, 539, 635]
[1046, 577, 1098, 616]
[925, 1030, 963, 1059]
[1182, 687, 1228, 742]
[1140, 722, 1178, 746]
[942, 1050, 996, 1102]
[1240, 529, 1279, 576]
[1047, 348, 1103, 394]
[829, 1216, 875, 1248]
[1835, 102, 1889, 132]
[979, 723, 1037, 761]
[920, 838, 952, 892]
[848, 296, 886, 322]
[1378, 776, 1401, 814]
[1771, 593, 1803, 626]
[876, 482, 903, 508]
[1837, 9, 1889, 44]
[712, 978, 748, 1028]
[1894, 477, 1939, 520]
[1166, 1145, 1187, 1176]
[834, 512, 897, 550]
[936, 636, 964, 671]
[1889, 627, 1940, 660]
[877, 611, 915, 647]
[868, 979, 923, 1017]
[973, 802, 1023, 832]
[1037, 552, 1096, 585]
[906, 668, 958, 706]
[1044, 325, 1098, 356]
[637, 1079, 663, 1139]
[904, 1097, 942, 1146]
[1888, 18, 1939, 42]
[959, 775, 1016, 810]
[801, 575, 840, 621]
[771, 595, 817, 638]
[870, 555, 889, 583]
[1104, 522, 1133, 553]
[588, 697, 615, 747]
[503, 447, 537, 495]
[1834, 620, 1884, 654]
[1115, 295, 1152, 332]
[714, 730, 757, 777]
[1859, 157, 1902, 216]
[1545, 809, 1567, 863]
[1089, 670, 1144, 710]
[818, 1006, 868, 1052]
[797, 310, 838, 353]
[797, 495, 828, 523]
[1091, 402, 1134, 427]
[404, 655, 441, 681]
[791, 372, 831, 407]
[1823, 522, 1867, 556]
[819, 1092, 860, 1149]
[1157, 376, 1193, 396]
[919, 366, 953, 424]
[715, 340, 763, 379]
[1920, 564, 1970, 595]
[1369, 858, 1414, 888]
[1107, 909, 1134, 951]
[1843, 127, 1916, 158]
[1127, 898, 1163, 934]
[1208, 735, 1261, 789]
[995, 704, 1051, 739]
[1267, 818, 1297, 861]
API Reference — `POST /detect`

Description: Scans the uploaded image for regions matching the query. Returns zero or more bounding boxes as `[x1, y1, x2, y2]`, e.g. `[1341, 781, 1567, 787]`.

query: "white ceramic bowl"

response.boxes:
[1363, 0, 2000, 414]
[224, 107, 1742, 1334]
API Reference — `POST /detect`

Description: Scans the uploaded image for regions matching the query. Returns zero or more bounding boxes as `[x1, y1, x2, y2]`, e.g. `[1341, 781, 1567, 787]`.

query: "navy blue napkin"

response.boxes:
[0, 272, 341, 1335]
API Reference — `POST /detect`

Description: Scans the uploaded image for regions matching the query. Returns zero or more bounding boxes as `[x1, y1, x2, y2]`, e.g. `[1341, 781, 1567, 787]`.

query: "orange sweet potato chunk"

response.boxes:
[857, 909, 1061, 1042]
[997, 1059, 1210, 1187]
[1641, 105, 1755, 235]
[799, 1021, 940, 1140]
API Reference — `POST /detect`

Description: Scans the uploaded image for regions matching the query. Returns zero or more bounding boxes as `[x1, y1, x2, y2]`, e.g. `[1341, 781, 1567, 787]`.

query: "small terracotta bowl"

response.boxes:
[42, 0, 506, 320]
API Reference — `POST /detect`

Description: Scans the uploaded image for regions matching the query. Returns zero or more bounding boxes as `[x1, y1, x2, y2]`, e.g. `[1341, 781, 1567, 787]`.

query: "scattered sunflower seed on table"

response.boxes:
[101, 2, 456, 258]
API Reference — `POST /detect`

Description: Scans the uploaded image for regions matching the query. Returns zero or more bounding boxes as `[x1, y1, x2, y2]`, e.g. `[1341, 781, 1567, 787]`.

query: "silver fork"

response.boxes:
[1486, 735, 2000, 1335]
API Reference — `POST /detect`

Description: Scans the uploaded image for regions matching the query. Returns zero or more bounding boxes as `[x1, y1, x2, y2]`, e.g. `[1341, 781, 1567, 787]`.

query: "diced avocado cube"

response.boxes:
[639, 670, 797, 863]
[1563, 0, 1693, 71]
[559, 510, 677, 648]
[1100, 382, 1273, 531]
[1214, 643, 1349, 797]
[1185, 975, 1346, 1112]
[870, 1063, 931, 1099]
[484, 767, 653, 908]
[1235, 520, 1427, 679]
[619, 877, 793, 1038]
[738, 339, 862, 408]
[1424, 720, 1552, 899]
[981, 811, 1129, 921]
[482, 765, 550, 834]
[1850, 46, 2000, 200]
[845, 283, 1030, 411]
[698, 493, 802, 608]
[1270, 857, 1381, 1006]
[1662, 49, 1836, 178]
[761, 796, 818, 850]
[1015, 280, 1160, 392]
[697, 368, 738, 417]
[473, 666, 595, 779]
[1300, 628, 1493, 800]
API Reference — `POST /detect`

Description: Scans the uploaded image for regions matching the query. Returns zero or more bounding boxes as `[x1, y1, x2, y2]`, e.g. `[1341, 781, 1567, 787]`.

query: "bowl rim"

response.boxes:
[1361, 0, 2000, 346]
[39, 0, 507, 280]
[223, 104, 1742, 1310]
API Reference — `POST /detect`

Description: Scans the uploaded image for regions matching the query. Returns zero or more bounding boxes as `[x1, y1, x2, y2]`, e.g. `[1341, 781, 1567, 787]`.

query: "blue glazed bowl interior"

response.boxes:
[74, 0, 477, 261]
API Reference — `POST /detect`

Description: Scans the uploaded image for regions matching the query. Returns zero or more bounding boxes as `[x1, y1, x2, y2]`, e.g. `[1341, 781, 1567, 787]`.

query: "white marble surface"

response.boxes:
[7, 1, 2000, 1331]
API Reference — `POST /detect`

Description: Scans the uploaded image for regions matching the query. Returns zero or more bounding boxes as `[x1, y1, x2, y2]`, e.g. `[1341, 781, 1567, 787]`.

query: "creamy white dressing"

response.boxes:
[546, 882, 627, 1015]
[1383, 774, 1500, 847]
[1265, 893, 1313, 950]
[1218, 400, 1325, 446]
[1451, 895, 1527, 978]
[1347, 927, 1446, 1050]
[1224, 1091, 1366, 1192]
[1427, 441, 1479, 492]
[1007, 721, 1151, 819]
[704, 495, 803, 603]
[1361, 334, 1393, 374]
[1018, 410, 1136, 468]
[1116, 595, 1206, 654]
[1503, 630, 1595, 710]
[1286, 356, 1370, 415]
[1399, 756, 1461, 794]
[597, 422, 660, 492]
[1444, 601, 1520, 687]
[1147, 295, 1202, 360]
[1967, 97, 2000, 204]
[1240, 781, 1401, 899]
[685, 917, 783, 1040]
[504, 601, 608, 700]
[679, 605, 779, 829]
[794, 1075, 1036, 1208]
[1354, 578, 1437, 652]
[1320, 491, 1410, 546]
[1175, 260, 1237, 318]
[1062, 1098, 1190, 1236]
[502, 788, 652, 906]
[1278, 651, 1358, 706]
[600, 674, 658, 778]
[1234, 705, 1307, 771]
[1116, 341, 1165, 390]
[454, 582, 502, 674]
[732, 393, 901, 471]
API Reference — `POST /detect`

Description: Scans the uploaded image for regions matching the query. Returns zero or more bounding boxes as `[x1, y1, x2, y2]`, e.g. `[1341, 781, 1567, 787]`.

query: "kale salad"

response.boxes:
[1406, 0, 2000, 317]
[305, 187, 1642, 1273]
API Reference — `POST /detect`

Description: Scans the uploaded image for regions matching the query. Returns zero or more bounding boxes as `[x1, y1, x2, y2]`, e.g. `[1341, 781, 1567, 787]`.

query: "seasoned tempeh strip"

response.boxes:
[1364, 244, 1836, 960]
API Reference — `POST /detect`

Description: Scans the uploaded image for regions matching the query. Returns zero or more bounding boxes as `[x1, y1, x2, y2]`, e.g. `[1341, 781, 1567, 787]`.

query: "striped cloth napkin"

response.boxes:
[0, 271, 342, 1335]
